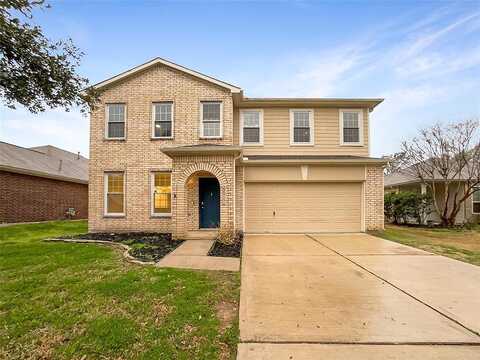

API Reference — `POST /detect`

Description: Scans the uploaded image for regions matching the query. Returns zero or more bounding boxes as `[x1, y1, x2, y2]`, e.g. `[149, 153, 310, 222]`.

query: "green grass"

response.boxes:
[370, 224, 480, 266]
[0, 221, 240, 359]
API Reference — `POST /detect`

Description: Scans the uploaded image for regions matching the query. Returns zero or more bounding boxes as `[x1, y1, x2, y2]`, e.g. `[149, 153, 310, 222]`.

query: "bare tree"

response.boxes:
[383, 152, 405, 175]
[400, 119, 480, 226]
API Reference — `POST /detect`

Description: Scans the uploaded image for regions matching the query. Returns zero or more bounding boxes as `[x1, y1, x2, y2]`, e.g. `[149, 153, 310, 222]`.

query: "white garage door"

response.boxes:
[245, 182, 362, 233]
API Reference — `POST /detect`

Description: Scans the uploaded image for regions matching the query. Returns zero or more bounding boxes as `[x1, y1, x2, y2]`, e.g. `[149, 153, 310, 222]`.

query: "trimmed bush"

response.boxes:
[384, 191, 432, 225]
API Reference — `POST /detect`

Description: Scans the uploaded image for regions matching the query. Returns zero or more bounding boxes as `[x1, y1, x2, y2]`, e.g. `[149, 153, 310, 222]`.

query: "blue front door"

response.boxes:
[199, 178, 220, 228]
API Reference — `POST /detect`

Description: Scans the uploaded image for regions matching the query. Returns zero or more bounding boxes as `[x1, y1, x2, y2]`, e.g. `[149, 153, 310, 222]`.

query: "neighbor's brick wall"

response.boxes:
[0, 170, 88, 223]
[89, 63, 234, 233]
[365, 165, 384, 230]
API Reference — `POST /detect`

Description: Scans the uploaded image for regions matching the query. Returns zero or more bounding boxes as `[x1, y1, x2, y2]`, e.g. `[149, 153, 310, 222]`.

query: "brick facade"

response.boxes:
[0, 170, 88, 223]
[88, 63, 234, 233]
[365, 165, 384, 230]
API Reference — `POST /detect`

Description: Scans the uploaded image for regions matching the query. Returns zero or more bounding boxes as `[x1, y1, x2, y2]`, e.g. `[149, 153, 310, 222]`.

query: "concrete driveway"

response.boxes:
[238, 233, 480, 359]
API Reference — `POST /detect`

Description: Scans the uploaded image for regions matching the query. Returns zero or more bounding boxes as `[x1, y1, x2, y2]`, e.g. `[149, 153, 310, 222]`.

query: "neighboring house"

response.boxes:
[384, 171, 480, 224]
[0, 142, 88, 223]
[89, 57, 386, 239]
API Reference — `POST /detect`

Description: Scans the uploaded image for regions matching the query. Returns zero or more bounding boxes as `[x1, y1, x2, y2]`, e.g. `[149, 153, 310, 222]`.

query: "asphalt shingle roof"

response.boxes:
[0, 142, 88, 183]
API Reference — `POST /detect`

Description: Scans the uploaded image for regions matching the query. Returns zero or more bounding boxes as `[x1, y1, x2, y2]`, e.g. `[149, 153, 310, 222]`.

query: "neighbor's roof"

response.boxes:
[0, 142, 88, 184]
[242, 155, 388, 165]
[92, 57, 242, 93]
[384, 171, 417, 187]
[384, 169, 471, 187]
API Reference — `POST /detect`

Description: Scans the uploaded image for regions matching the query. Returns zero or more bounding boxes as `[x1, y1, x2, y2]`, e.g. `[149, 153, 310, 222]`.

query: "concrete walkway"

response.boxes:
[156, 240, 240, 271]
[238, 233, 480, 359]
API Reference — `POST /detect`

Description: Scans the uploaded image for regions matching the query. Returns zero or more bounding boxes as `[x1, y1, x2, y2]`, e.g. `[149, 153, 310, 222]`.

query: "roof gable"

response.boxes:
[92, 57, 242, 93]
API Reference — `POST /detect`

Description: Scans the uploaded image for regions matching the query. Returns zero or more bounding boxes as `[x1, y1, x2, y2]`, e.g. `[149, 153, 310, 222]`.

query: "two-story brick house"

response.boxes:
[89, 57, 386, 239]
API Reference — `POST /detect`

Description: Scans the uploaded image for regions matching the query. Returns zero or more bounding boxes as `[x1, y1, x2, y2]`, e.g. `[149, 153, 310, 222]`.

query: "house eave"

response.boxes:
[241, 158, 388, 166]
[161, 146, 243, 157]
[235, 97, 384, 111]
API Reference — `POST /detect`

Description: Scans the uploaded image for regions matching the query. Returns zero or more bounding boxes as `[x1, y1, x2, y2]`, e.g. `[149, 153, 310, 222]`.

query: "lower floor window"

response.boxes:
[105, 172, 124, 215]
[152, 172, 172, 215]
[473, 187, 480, 214]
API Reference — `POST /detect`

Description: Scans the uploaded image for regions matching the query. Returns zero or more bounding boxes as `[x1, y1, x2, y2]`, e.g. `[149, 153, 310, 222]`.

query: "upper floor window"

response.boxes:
[105, 104, 126, 139]
[104, 172, 125, 216]
[200, 101, 222, 138]
[240, 109, 263, 145]
[340, 109, 363, 146]
[152, 102, 173, 139]
[290, 109, 314, 145]
[473, 187, 480, 214]
[151, 172, 172, 216]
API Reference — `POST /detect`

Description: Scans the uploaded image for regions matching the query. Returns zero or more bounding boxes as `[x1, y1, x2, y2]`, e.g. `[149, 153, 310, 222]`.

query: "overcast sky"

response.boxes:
[1, 0, 479, 157]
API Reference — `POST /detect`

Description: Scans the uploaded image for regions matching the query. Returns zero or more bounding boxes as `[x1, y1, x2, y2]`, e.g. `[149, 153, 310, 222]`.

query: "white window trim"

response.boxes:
[199, 101, 223, 139]
[339, 109, 364, 146]
[104, 172, 125, 217]
[105, 103, 127, 140]
[151, 102, 174, 139]
[472, 187, 480, 214]
[240, 109, 264, 146]
[150, 172, 172, 217]
[289, 109, 314, 146]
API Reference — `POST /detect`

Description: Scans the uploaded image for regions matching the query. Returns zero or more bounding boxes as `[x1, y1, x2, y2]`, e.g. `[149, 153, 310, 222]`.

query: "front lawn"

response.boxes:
[0, 221, 240, 359]
[370, 224, 480, 266]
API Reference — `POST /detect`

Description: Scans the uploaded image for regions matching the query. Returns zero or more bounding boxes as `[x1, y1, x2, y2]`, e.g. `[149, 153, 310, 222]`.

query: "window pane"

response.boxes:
[108, 104, 125, 122]
[153, 173, 171, 214]
[155, 173, 171, 187]
[203, 122, 220, 137]
[293, 111, 310, 127]
[108, 122, 125, 138]
[473, 188, 480, 202]
[202, 102, 221, 121]
[243, 128, 260, 143]
[343, 112, 359, 128]
[154, 121, 172, 137]
[243, 112, 260, 127]
[107, 194, 124, 213]
[108, 173, 124, 193]
[294, 127, 310, 143]
[154, 103, 172, 122]
[474, 202, 480, 213]
[343, 128, 360, 143]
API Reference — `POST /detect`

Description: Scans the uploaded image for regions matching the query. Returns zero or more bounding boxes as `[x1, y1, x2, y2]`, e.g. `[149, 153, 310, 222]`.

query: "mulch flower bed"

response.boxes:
[64, 232, 182, 262]
[208, 234, 243, 258]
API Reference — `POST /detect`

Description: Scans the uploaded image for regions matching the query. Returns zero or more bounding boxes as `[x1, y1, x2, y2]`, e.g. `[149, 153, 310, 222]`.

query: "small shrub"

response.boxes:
[216, 227, 235, 245]
[216, 227, 243, 246]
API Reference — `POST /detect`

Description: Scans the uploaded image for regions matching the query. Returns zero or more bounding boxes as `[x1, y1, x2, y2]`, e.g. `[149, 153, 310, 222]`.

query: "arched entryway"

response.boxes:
[171, 159, 234, 239]
[185, 171, 221, 230]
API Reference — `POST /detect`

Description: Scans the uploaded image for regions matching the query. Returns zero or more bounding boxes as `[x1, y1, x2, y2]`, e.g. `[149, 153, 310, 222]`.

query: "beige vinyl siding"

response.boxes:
[244, 165, 366, 182]
[245, 182, 362, 233]
[234, 107, 369, 156]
